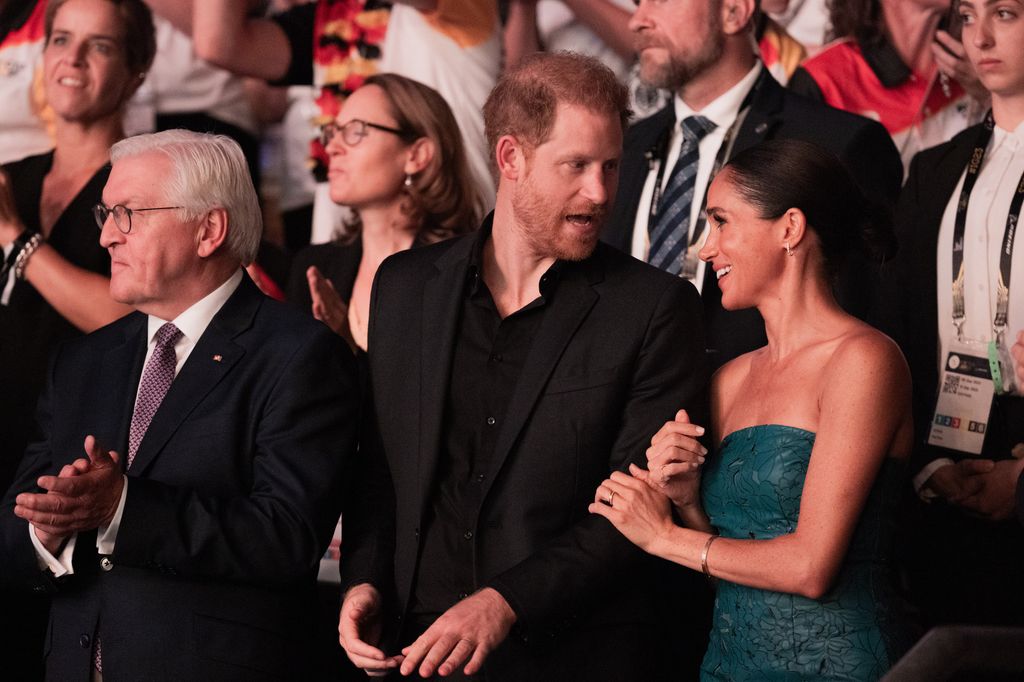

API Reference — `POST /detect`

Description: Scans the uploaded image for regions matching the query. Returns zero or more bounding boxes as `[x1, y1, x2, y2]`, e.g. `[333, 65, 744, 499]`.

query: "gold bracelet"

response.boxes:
[700, 534, 718, 578]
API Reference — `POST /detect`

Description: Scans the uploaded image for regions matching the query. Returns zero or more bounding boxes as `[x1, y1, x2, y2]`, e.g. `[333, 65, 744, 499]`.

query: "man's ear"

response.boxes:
[196, 208, 229, 258]
[721, 0, 756, 36]
[495, 135, 528, 182]
[404, 137, 436, 176]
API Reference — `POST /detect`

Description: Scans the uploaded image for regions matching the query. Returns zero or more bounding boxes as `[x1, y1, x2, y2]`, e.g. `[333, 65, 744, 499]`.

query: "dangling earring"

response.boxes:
[785, 242, 794, 257]
[404, 174, 413, 188]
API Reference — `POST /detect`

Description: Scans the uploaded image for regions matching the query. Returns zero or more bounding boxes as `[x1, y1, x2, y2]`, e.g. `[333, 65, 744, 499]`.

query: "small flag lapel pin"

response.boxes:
[212, 354, 223, 362]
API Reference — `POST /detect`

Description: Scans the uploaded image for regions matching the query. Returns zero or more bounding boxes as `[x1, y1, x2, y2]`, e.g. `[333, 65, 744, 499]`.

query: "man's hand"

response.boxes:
[643, 409, 707, 511]
[924, 459, 995, 503]
[400, 587, 516, 678]
[14, 435, 124, 537]
[1010, 330, 1024, 395]
[957, 457, 1024, 520]
[338, 583, 400, 675]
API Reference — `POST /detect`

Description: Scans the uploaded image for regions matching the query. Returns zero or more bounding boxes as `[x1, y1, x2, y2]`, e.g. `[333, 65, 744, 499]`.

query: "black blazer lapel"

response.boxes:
[414, 237, 475, 514]
[730, 73, 785, 158]
[479, 256, 603, 501]
[127, 276, 258, 475]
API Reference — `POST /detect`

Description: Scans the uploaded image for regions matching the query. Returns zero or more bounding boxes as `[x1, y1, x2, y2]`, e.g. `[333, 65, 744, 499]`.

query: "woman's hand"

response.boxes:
[307, 265, 356, 349]
[0, 169, 25, 246]
[933, 30, 990, 103]
[644, 409, 707, 511]
[590, 468, 675, 553]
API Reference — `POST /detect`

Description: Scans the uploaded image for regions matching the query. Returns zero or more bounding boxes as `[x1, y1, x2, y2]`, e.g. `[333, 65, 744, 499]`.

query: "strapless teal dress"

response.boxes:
[699, 425, 908, 681]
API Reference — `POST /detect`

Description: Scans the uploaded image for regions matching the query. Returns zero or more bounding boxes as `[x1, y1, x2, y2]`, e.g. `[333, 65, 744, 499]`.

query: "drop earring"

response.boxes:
[404, 174, 413, 188]
[785, 242, 794, 257]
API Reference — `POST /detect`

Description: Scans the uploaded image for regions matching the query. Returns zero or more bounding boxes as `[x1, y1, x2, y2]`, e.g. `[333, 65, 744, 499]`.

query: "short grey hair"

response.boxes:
[110, 130, 262, 264]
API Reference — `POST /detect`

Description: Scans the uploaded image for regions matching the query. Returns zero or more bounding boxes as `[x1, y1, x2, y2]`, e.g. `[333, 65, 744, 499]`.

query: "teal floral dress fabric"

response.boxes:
[700, 425, 908, 681]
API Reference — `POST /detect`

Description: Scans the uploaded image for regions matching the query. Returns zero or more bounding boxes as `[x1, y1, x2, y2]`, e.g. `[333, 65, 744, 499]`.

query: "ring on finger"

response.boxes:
[608, 490, 618, 506]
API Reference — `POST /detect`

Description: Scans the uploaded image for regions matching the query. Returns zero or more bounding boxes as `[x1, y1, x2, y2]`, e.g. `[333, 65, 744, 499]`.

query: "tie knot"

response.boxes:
[154, 322, 182, 349]
[680, 115, 716, 142]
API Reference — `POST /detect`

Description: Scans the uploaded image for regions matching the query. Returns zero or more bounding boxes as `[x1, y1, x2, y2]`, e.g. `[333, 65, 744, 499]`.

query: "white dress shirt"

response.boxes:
[31, 270, 244, 575]
[631, 63, 762, 293]
[914, 121, 1024, 490]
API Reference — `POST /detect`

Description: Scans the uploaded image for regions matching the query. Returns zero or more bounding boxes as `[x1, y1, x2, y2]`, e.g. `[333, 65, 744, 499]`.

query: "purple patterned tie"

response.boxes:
[96, 322, 182, 672]
[127, 322, 182, 469]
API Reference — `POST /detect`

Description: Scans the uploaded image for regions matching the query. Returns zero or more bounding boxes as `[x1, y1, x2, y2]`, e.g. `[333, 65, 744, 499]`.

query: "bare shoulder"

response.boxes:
[825, 322, 910, 391]
[712, 349, 758, 398]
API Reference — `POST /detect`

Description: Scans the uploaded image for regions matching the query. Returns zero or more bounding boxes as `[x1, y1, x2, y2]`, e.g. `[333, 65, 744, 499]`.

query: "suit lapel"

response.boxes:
[415, 237, 476, 513]
[127, 276, 258, 475]
[94, 313, 148, 458]
[479, 253, 603, 501]
[730, 73, 784, 158]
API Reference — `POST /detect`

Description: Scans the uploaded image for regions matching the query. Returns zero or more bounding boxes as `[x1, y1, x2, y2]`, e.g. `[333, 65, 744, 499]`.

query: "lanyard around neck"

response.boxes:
[951, 110, 1021, 344]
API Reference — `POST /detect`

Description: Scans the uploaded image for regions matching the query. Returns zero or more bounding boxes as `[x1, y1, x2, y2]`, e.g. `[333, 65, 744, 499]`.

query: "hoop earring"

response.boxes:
[785, 242, 794, 257]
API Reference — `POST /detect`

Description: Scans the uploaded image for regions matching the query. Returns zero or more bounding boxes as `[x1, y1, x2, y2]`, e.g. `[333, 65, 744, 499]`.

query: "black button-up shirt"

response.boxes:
[409, 232, 561, 620]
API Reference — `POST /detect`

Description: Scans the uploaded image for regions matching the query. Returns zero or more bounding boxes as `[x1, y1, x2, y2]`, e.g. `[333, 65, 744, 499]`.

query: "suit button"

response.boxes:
[486, 417, 496, 426]
[100, 556, 113, 571]
[79, 634, 91, 649]
[463, 530, 473, 540]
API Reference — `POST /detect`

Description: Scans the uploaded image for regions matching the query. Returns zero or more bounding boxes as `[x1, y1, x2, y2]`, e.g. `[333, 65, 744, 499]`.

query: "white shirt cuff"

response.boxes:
[96, 475, 128, 556]
[30, 526, 77, 577]
[913, 458, 957, 499]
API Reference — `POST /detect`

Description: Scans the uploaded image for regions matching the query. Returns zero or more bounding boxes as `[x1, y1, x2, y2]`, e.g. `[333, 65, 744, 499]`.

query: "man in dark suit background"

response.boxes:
[337, 52, 709, 680]
[0, 130, 357, 680]
[609, 0, 903, 368]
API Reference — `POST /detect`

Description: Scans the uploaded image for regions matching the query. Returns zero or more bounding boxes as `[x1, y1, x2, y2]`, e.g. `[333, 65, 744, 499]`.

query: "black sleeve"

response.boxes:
[270, 2, 316, 87]
[788, 67, 825, 102]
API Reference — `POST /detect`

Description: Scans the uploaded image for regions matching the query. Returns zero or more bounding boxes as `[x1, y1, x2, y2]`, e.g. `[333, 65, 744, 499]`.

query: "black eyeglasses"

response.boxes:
[93, 203, 183, 234]
[319, 119, 409, 148]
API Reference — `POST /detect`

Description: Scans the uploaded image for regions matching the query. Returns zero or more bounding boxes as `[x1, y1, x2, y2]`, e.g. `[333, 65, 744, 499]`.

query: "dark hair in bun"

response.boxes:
[721, 139, 896, 278]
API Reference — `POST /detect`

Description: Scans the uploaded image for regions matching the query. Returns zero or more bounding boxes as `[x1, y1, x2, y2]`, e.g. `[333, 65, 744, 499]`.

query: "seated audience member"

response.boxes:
[594, 140, 913, 680]
[790, 0, 989, 172]
[0, 130, 358, 679]
[287, 73, 480, 352]
[146, 0, 499, 244]
[338, 52, 709, 680]
[880, 0, 1024, 627]
[0, 0, 154, 504]
[0, 0, 52, 164]
[608, 0, 902, 370]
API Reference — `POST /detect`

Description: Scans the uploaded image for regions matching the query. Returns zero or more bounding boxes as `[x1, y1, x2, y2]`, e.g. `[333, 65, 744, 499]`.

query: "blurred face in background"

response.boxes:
[43, 0, 136, 123]
[325, 84, 416, 212]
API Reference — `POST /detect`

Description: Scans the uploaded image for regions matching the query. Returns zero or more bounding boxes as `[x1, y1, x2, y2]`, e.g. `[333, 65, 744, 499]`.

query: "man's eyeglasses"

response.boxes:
[319, 119, 410, 148]
[93, 203, 183, 234]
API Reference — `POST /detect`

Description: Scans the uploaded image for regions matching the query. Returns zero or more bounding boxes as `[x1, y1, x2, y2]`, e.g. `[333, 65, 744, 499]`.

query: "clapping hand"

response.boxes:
[307, 265, 356, 350]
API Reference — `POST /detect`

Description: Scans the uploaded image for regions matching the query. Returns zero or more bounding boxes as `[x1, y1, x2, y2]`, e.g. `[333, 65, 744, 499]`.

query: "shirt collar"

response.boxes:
[465, 214, 564, 300]
[673, 62, 763, 130]
[859, 35, 912, 88]
[146, 269, 243, 346]
[993, 118, 1024, 152]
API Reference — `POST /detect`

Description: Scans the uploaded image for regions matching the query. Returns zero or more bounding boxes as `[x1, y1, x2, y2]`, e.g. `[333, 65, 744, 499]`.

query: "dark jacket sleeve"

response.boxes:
[485, 278, 709, 632]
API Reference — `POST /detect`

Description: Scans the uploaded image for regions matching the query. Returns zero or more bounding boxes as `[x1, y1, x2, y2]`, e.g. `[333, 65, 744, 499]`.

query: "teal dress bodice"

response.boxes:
[699, 425, 907, 681]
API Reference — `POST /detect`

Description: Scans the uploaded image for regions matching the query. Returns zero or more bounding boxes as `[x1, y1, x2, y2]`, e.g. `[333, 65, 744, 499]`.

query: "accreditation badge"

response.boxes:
[681, 244, 701, 281]
[928, 344, 996, 455]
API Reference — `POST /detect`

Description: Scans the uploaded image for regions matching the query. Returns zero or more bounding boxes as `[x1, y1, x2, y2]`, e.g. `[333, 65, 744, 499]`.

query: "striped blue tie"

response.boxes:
[647, 115, 716, 275]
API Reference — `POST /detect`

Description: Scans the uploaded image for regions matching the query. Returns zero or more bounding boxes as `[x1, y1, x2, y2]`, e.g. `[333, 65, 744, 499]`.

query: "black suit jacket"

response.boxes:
[0, 275, 358, 681]
[340, 227, 709, 679]
[880, 124, 1024, 471]
[606, 72, 903, 367]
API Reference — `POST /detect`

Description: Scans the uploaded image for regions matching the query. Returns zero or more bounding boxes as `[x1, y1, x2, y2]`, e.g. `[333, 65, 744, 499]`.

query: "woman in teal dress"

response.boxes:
[592, 140, 914, 680]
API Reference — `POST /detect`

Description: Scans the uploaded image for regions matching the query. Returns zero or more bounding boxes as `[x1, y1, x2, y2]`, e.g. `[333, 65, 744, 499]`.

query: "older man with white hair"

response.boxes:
[0, 130, 357, 681]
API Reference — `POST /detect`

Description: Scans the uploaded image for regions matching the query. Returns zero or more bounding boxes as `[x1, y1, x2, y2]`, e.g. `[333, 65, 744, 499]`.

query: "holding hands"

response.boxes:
[590, 409, 710, 550]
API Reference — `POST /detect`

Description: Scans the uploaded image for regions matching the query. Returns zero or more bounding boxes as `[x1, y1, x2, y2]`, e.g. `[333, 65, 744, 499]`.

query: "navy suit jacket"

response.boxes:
[0, 275, 358, 681]
[340, 224, 711, 679]
[606, 72, 904, 368]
